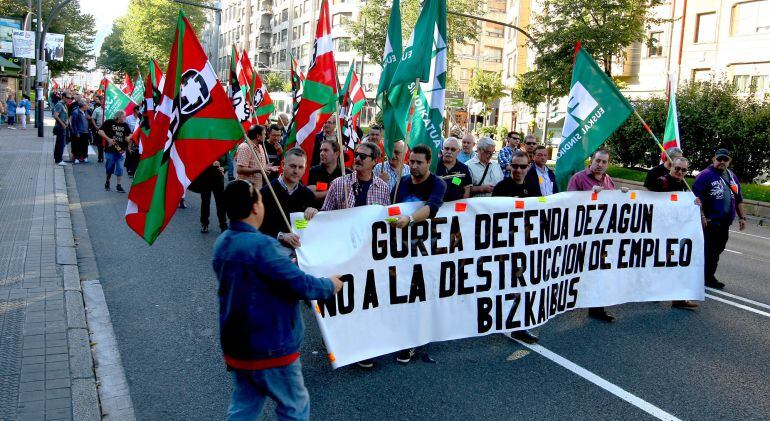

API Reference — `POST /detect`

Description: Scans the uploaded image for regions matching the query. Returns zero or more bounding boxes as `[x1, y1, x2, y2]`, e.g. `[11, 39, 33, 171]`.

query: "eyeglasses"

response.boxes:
[511, 164, 529, 170]
[716, 156, 730, 162]
[525, 142, 537, 146]
[508, 137, 520, 141]
[354, 152, 372, 160]
[673, 166, 687, 172]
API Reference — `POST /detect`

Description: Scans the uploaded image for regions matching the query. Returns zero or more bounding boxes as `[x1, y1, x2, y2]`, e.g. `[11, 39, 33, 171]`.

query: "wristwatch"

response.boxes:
[277, 232, 286, 241]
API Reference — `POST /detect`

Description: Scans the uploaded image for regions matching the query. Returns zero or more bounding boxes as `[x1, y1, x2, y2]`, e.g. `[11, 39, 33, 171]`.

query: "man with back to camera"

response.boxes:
[213, 180, 343, 420]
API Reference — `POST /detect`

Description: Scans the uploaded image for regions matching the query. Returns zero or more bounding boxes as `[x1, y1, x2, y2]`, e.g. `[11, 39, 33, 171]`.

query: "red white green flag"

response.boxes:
[228, 46, 251, 130]
[339, 62, 367, 148]
[238, 52, 275, 125]
[131, 59, 165, 148]
[125, 11, 244, 245]
[661, 73, 681, 161]
[290, 52, 305, 117]
[120, 73, 134, 95]
[285, 0, 339, 184]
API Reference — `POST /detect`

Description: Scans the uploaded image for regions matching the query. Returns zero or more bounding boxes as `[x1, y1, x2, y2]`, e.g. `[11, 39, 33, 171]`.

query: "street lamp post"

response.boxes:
[36, 0, 75, 137]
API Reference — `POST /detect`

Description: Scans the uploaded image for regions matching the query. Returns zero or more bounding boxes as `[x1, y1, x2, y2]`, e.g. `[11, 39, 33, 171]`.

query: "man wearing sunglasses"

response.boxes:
[314, 142, 390, 212]
[693, 148, 747, 290]
[522, 134, 538, 161]
[492, 150, 540, 343]
[644, 147, 682, 190]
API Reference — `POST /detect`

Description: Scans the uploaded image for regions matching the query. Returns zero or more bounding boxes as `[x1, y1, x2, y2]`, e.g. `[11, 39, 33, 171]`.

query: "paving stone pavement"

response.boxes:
[0, 121, 99, 421]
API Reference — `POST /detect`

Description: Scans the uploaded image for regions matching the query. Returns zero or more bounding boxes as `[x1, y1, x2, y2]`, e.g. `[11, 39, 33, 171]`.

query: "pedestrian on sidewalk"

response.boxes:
[212, 180, 342, 420]
[89, 96, 105, 162]
[0, 100, 6, 127]
[70, 99, 90, 163]
[6, 97, 17, 129]
[98, 110, 131, 193]
[17, 95, 31, 129]
[53, 94, 72, 165]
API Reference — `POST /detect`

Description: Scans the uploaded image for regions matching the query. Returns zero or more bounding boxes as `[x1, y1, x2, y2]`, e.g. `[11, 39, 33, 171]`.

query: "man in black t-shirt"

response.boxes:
[98, 110, 132, 193]
[307, 139, 351, 207]
[491, 149, 540, 344]
[436, 137, 472, 202]
[264, 124, 284, 181]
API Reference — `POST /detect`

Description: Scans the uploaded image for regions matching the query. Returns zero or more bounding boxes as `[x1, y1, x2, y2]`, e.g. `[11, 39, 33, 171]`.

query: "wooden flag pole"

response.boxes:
[333, 112, 352, 208]
[631, 108, 692, 191]
[237, 125, 293, 232]
[392, 77, 421, 201]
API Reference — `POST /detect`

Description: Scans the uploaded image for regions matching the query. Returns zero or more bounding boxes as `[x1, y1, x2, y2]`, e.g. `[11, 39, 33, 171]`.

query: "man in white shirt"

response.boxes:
[466, 137, 504, 197]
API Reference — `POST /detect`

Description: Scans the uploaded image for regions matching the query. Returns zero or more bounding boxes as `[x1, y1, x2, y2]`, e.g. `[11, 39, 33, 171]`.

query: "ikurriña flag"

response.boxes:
[238, 52, 275, 125]
[285, 0, 339, 184]
[125, 11, 244, 245]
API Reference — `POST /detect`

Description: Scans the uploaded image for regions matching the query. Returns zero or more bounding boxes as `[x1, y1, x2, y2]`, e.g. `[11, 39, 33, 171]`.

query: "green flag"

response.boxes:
[406, 0, 447, 172]
[103, 80, 134, 120]
[555, 44, 633, 191]
[378, 0, 407, 157]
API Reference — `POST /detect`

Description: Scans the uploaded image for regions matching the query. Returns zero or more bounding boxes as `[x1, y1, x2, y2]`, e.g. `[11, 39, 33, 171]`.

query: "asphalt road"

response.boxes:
[71, 154, 770, 420]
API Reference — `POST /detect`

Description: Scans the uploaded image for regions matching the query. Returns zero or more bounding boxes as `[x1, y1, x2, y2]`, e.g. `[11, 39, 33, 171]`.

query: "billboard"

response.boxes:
[44, 33, 64, 62]
[12, 29, 34, 59]
[0, 17, 21, 54]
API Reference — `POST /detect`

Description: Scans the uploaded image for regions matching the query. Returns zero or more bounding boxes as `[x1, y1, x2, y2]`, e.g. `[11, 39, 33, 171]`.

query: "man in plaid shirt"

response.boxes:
[310, 143, 390, 212]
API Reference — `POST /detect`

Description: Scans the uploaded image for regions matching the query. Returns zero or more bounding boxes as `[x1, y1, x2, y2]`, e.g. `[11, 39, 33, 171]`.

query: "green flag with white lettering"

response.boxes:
[555, 44, 633, 191]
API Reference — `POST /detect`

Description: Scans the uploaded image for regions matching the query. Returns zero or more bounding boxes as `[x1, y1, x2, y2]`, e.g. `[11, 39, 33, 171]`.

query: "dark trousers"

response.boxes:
[124, 148, 139, 176]
[53, 129, 67, 163]
[704, 221, 730, 284]
[91, 130, 104, 161]
[200, 178, 226, 228]
[71, 133, 89, 160]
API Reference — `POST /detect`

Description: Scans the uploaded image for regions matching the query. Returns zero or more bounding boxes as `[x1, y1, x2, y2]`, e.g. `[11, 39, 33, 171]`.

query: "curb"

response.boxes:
[54, 163, 100, 421]
[62, 155, 137, 420]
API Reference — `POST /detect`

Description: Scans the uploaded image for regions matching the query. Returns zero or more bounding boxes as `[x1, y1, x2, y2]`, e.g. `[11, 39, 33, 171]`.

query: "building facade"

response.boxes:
[202, 0, 380, 124]
[501, 0, 770, 146]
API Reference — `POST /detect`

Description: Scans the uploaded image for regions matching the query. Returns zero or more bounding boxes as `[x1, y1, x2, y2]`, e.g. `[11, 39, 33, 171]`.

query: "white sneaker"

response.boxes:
[57, 162, 67, 166]
[73, 159, 80, 164]
[83, 158, 89, 163]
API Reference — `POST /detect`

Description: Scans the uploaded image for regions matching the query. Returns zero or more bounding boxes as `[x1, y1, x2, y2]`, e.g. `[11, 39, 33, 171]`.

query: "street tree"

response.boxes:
[97, 0, 210, 74]
[468, 69, 506, 126]
[263, 72, 291, 93]
[346, 0, 484, 73]
[0, 0, 95, 75]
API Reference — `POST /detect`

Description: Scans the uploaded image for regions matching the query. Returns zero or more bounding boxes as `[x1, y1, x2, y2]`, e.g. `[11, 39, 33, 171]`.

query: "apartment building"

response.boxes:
[201, 0, 380, 123]
[501, 0, 770, 146]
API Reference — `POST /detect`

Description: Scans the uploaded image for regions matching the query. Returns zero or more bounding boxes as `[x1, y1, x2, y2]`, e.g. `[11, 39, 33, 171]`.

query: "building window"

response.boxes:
[485, 23, 505, 38]
[280, 50, 287, 62]
[648, 31, 663, 57]
[459, 44, 475, 58]
[486, 47, 503, 63]
[731, 0, 770, 35]
[333, 12, 353, 25]
[489, 0, 506, 13]
[692, 68, 712, 82]
[733, 74, 768, 93]
[281, 29, 288, 42]
[334, 37, 351, 52]
[695, 12, 717, 43]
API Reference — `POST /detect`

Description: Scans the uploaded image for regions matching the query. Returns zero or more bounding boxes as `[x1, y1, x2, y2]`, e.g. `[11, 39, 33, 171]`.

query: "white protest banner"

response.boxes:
[12, 29, 34, 59]
[0, 17, 21, 54]
[43, 33, 65, 62]
[295, 190, 704, 368]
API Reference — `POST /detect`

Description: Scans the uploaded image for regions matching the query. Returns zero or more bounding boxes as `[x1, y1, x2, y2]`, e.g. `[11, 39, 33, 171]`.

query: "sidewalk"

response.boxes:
[0, 121, 100, 420]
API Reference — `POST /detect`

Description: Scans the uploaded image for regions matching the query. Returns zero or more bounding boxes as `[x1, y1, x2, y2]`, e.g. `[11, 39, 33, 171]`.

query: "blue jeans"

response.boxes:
[105, 152, 124, 176]
[227, 360, 310, 421]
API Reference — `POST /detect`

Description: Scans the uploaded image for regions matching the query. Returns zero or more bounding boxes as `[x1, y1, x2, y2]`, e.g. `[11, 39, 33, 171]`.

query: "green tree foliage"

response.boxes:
[468, 69, 506, 125]
[97, 0, 210, 74]
[606, 79, 770, 182]
[516, 0, 662, 105]
[346, 0, 483, 71]
[0, 0, 95, 75]
[263, 72, 291, 93]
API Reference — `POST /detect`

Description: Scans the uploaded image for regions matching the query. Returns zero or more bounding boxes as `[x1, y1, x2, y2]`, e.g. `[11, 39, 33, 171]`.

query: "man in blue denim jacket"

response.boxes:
[213, 180, 343, 420]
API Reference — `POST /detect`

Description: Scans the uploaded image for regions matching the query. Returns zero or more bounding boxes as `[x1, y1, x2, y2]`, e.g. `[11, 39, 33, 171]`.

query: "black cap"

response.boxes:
[714, 148, 730, 158]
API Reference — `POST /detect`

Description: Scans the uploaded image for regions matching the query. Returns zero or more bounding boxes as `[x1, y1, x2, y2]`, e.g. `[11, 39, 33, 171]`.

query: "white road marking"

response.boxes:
[706, 294, 770, 318]
[706, 288, 770, 310]
[730, 230, 770, 241]
[724, 249, 743, 254]
[511, 340, 682, 421]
